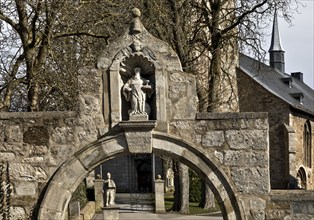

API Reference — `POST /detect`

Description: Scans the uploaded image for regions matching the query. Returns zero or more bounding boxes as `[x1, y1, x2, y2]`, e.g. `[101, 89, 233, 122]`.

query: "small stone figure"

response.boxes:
[297, 176, 302, 189]
[123, 67, 153, 116]
[103, 172, 116, 207]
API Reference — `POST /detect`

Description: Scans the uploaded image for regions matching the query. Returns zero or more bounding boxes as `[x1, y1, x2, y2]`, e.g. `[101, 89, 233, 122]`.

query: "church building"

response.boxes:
[237, 12, 314, 189]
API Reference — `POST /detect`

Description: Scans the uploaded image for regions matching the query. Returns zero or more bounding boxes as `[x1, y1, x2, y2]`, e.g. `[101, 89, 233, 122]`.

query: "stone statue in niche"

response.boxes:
[123, 67, 154, 119]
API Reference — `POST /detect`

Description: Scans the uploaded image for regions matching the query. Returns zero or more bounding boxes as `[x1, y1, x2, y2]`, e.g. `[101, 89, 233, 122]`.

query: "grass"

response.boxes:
[164, 191, 221, 215]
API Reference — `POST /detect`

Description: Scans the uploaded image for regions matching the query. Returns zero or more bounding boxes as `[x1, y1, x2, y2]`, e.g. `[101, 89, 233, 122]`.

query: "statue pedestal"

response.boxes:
[102, 207, 119, 220]
[154, 178, 166, 214]
[119, 120, 156, 153]
[94, 179, 105, 213]
[129, 114, 148, 121]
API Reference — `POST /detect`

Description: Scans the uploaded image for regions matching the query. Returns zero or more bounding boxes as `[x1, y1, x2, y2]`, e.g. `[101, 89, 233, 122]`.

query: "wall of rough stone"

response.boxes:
[238, 69, 294, 189]
[1, 11, 313, 219]
[169, 112, 270, 219]
[238, 68, 314, 190]
[1, 74, 314, 219]
[289, 113, 314, 190]
[0, 111, 77, 219]
[0, 65, 105, 219]
[266, 190, 314, 220]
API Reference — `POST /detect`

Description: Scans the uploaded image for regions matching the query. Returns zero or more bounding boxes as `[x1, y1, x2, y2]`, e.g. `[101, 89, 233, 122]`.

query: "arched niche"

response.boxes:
[120, 54, 156, 120]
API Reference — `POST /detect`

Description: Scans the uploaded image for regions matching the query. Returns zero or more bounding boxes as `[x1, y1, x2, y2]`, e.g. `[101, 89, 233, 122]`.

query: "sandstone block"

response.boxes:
[22, 156, 44, 164]
[10, 163, 47, 180]
[250, 198, 266, 210]
[10, 206, 26, 220]
[291, 201, 314, 215]
[5, 125, 23, 143]
[202, 131, 225, 147]
[77, 144, 108, 170]
[40, 182, 71, 213]
[51, 159, 87, 192]
[224, 150, 268, 166]
[14, 181, 37, 196]
[38, 208, 63, 220]
[226, 130, 268, 150]
[0, 152, 15, 161]
[51, 127, 74, 144]
[231, 167, 269, 194]
[102, 207, 119, 220]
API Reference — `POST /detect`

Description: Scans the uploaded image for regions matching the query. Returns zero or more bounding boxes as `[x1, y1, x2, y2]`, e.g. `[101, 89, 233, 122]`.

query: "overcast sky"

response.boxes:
[264, 1, 314, 89]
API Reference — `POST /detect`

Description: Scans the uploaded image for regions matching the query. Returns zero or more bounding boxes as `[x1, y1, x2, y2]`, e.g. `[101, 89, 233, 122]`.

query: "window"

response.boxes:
[297, 167, 307, 189]
[303, 120, 312, 168]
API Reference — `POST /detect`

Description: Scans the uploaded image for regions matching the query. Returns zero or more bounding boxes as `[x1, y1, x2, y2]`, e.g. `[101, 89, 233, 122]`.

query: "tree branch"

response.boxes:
[54, 32, 110, 40]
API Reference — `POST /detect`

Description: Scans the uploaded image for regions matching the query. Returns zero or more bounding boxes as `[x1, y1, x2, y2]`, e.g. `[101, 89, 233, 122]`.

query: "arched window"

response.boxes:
[303, 121, 312, 168]
[297, 167, 307, 189]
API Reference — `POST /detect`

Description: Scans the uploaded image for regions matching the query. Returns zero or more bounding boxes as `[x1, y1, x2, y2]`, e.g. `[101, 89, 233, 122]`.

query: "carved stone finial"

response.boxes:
[130, 8, 142, 34]
[132, 8, 141, 18]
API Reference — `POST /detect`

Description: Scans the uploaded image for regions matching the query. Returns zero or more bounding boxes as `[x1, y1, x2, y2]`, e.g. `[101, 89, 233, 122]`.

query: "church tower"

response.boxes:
[269, 11, 285, 74]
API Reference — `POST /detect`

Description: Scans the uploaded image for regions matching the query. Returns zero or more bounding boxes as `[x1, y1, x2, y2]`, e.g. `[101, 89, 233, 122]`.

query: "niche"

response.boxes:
[120, 54, 156, 120]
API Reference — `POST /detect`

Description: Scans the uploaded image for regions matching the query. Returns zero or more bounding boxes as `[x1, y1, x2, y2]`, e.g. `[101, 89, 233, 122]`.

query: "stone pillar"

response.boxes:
[102, 207, 119, 220]
[284, 124, 297, 188]
[154, 175, 166, 214]
[94, 177, 104, 213]
[69, 201, 80, 220]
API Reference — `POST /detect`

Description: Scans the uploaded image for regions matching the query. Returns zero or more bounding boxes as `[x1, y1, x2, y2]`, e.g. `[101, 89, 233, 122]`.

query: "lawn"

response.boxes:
[164, 191, 220, 215]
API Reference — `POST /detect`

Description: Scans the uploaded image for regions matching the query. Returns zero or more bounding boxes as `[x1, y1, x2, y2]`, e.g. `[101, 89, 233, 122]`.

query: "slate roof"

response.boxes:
[239, 53, 314, 115]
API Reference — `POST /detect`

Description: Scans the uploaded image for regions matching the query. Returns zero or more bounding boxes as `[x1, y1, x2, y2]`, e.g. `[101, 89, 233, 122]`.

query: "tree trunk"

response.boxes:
[172, 161, 189, 214]
[28, 83, 40, 111]
[199, 180, 215, 209]
[207, 1, 222, 112]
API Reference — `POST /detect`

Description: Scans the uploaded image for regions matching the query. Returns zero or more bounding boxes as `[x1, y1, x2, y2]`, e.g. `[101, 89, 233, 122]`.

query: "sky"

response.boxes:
[263, 1, 314, 89]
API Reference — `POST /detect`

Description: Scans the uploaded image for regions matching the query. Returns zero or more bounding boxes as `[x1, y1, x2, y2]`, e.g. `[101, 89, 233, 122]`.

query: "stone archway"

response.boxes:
[38, 132, 245, 220]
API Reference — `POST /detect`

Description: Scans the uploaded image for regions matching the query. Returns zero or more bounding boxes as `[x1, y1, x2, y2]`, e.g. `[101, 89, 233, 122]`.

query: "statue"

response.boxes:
[297, 176, 302, 189]
[123, 67, 154, 117]
[103, 172, 116, 207]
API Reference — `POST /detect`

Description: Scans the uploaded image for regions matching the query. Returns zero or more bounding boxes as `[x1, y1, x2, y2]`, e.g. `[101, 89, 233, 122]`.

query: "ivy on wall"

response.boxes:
[0, 162, 11, 220]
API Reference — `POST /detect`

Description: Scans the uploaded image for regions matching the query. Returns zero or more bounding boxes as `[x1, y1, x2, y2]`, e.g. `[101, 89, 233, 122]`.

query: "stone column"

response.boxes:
[94, 177, 104, 213]
[154, 175, 166, 214]
[68, 201, 80, 220]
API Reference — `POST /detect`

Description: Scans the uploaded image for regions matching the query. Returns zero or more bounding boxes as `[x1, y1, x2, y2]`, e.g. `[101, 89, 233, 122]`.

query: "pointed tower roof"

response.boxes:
[269, 10, 284, 52]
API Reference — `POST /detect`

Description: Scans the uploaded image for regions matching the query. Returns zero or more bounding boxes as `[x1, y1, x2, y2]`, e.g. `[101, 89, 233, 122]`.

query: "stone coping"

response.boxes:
[270, 190, 314, 201]
[119, 120, 157, 129]
[0, 111, 77, 119]
[196, 112, 268, 120]
[101, 206, 120, 210]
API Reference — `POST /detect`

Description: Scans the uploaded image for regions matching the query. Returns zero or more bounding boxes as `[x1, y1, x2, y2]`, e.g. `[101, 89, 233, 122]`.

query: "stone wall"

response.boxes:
[238, 69, 295, 189]
[289, 113, 314, 190]
[0, 65, 104, 219]
[266, 190, 314, 220]
[1, 9, 313, 219]
[0, 111, 78, 219]
[169, 112, 270, 219]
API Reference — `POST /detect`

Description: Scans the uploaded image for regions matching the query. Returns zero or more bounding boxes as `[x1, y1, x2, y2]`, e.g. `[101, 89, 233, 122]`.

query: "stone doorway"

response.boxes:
[133, 154, 152, 193]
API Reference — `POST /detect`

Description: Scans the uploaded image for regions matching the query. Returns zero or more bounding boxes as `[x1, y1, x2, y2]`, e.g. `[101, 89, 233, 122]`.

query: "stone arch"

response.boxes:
[38, 133, 245, 220]
[297, 166, 307, 189]
[303, 120, 312, 168]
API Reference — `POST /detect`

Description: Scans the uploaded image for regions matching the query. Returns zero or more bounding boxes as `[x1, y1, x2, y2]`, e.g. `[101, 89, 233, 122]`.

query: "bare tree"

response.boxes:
[139, 0, 303, 211]
[0, 0, 133, 111]
[0, 0, 303, 215]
